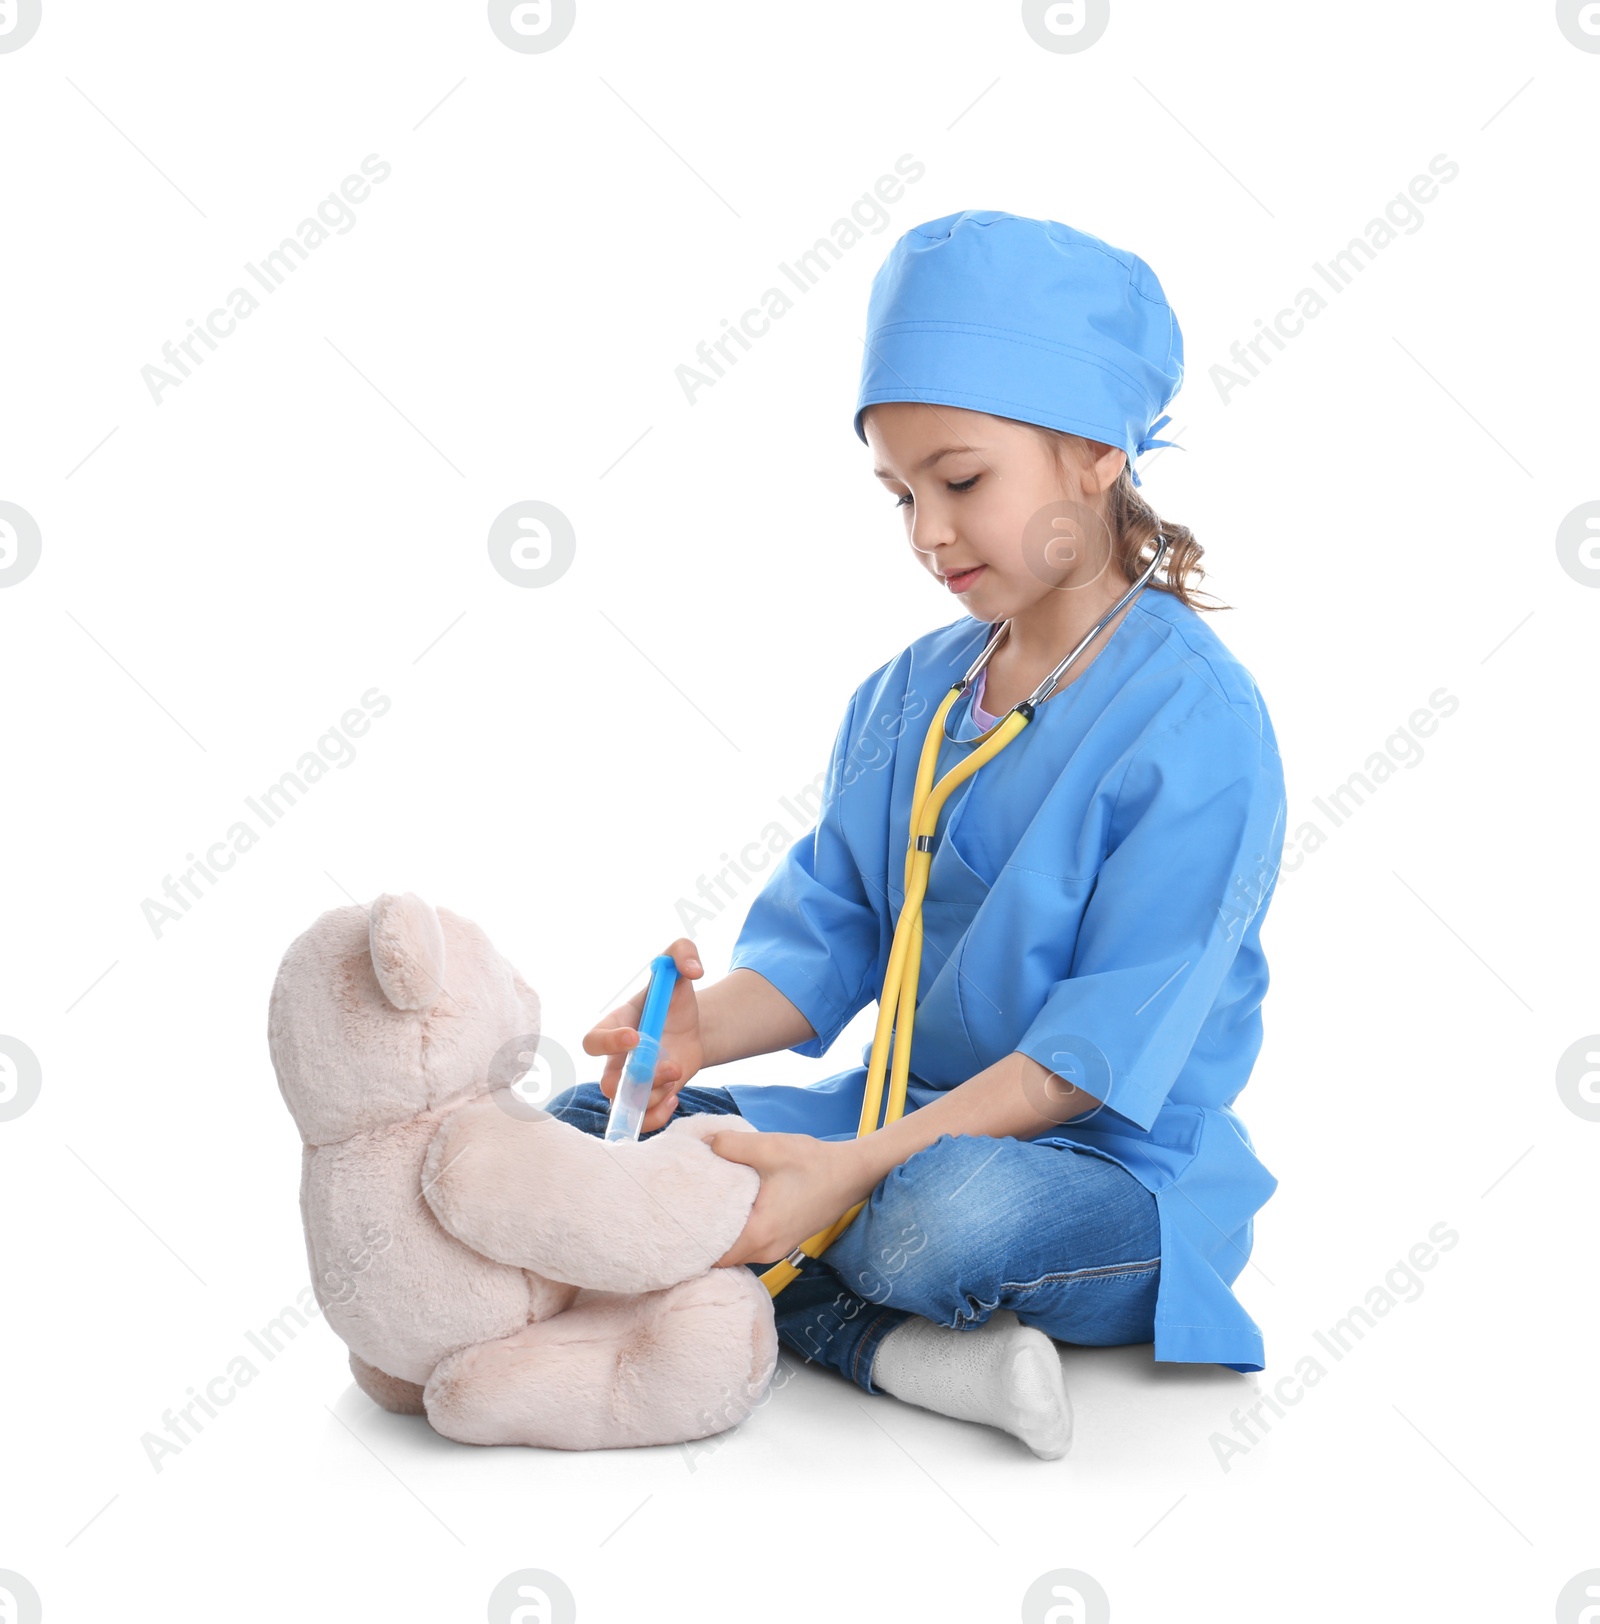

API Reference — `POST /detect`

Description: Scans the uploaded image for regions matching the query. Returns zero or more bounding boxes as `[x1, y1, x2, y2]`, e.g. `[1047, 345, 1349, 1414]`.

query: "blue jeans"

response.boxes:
[545, 1080, 1161, 1395]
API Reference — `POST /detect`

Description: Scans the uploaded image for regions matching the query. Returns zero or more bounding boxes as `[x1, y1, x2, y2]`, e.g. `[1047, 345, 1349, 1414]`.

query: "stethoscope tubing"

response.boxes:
[954, 533, 1172, 738]
[759, 536, 1170, 1298]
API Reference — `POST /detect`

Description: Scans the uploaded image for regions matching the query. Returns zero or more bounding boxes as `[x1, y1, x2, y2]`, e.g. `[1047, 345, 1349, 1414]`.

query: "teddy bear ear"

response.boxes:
[368, 892, 447, 1012]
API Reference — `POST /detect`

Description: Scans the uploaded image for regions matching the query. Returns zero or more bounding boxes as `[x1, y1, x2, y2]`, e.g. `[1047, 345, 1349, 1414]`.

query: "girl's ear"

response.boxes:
[1091, 441, 1130, 495]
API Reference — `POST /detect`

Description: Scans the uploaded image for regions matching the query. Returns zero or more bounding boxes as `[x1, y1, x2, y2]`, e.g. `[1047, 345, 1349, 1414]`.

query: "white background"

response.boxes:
[1, 2, 1595, 1620]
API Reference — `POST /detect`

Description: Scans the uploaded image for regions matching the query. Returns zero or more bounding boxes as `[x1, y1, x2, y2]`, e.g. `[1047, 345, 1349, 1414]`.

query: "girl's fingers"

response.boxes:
[587, 949, 695, 1117]
[583, 1024, 640, 1058]
[644, 1073, 680, 1127]
[582, 992, 646, 1056]
[597, 1050, 680, 1104]
[643, 1094, 679, 1132]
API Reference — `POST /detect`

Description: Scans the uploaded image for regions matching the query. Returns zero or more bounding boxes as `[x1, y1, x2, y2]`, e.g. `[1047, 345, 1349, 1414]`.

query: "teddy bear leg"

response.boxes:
[349, 1350, 427, 1416]
[424, 1266, 778, 1451]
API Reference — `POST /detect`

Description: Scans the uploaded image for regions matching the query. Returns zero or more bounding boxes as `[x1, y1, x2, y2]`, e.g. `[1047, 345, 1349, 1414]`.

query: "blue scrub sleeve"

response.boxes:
[1016, 710, 1285, 1133]
[728, 688, 886, 1058]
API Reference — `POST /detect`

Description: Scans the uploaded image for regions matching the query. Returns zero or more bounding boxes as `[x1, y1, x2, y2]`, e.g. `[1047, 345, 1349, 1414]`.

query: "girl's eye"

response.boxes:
[893, 475, 978, 510]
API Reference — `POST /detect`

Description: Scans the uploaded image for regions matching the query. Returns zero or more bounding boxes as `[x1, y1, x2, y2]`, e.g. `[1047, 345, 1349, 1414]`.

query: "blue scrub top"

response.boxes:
[725, 587, 1286, 1372]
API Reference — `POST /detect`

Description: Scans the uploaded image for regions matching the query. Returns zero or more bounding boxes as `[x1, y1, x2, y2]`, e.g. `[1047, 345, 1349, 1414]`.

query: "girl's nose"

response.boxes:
[909, 516, 955, 556]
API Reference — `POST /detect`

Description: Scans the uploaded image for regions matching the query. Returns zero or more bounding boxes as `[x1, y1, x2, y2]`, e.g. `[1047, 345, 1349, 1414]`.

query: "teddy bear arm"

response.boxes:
[420, 1101, 555, 1267]
[422, 1096, 762, 1293]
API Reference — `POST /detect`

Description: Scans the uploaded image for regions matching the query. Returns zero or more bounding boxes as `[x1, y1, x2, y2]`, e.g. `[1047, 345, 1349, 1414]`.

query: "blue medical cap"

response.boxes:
[853, 210, 1183, 488]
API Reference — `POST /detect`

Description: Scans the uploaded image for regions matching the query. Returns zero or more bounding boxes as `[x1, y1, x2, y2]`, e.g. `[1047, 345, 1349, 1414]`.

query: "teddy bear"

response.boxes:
[266, 891, 779, 1450]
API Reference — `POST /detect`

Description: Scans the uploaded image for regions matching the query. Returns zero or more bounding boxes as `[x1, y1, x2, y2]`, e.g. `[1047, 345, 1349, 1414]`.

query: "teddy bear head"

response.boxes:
[268, 892, 543, 1146]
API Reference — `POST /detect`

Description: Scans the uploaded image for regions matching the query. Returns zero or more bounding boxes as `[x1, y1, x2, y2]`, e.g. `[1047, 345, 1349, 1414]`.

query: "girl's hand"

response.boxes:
[706, 1131, 873, 1267]
[582, 939, 704, 1134]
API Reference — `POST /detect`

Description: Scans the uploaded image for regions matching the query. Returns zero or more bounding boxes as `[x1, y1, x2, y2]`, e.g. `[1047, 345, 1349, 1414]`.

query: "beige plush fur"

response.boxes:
[268, 893, 778, 1450]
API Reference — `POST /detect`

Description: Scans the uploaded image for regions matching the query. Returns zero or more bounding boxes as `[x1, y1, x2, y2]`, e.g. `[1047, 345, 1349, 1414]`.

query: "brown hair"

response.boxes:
[1036, 427, 1227, 613]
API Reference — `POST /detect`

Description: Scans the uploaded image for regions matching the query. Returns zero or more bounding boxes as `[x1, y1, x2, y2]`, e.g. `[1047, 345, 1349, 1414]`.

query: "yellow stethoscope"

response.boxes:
[759, 536, 1169, 1299]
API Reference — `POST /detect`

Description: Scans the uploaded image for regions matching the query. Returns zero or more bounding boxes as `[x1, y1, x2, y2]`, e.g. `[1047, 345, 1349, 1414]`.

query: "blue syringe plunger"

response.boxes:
[603, 954, 680, 1143]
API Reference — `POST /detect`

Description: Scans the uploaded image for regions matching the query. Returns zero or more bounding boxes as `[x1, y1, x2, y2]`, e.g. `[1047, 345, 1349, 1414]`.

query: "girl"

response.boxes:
[552, 210, 1285, 1460]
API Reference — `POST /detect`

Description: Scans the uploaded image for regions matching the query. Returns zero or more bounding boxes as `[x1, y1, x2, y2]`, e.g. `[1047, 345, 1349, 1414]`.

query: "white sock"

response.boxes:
[870, 1309, 1073, 1460]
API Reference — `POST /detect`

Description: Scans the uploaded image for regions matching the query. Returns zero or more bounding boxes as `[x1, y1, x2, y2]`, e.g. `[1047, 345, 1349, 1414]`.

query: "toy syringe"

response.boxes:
[603, 954, 680, 1143]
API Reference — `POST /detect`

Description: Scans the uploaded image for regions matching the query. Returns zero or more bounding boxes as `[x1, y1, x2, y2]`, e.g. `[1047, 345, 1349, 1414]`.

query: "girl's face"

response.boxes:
[864, 402, 1128, 622]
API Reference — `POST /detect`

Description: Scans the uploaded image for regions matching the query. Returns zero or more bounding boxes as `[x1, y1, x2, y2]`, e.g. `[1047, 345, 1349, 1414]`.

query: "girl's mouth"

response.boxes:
[943, 565, 986, 594]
